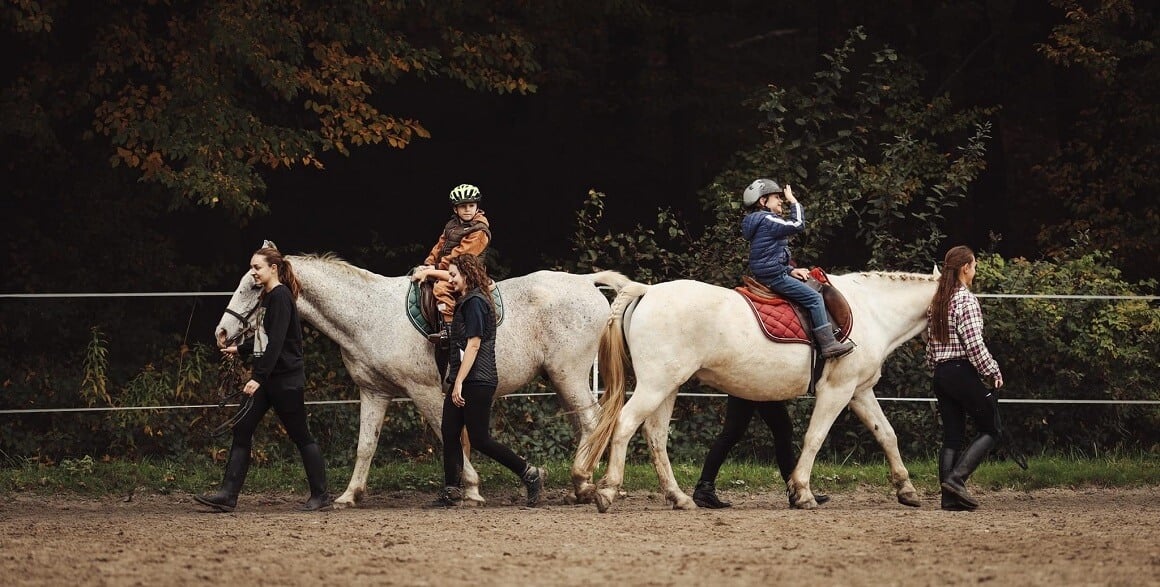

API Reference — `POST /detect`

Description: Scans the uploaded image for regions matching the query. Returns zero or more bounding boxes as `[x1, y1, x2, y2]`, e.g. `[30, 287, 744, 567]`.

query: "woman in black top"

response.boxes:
[195, 245, 331, 512]
[430, 253, 545, 507]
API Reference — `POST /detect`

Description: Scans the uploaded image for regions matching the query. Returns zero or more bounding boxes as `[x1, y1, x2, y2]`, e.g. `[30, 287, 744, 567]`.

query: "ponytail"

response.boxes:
[254, 246, 301, 300]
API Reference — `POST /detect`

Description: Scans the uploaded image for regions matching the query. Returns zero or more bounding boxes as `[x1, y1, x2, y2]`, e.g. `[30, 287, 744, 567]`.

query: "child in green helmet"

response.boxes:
[411, 183, 492, 326]
[411, 183, 492, 385]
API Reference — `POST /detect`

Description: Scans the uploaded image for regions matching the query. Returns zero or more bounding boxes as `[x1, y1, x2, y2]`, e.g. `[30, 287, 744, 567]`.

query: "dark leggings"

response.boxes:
[933, 359, 1001, 449]
[441, 383, 527, 487]
[699, 396, 797, 483]
[231, 383, 315, 451]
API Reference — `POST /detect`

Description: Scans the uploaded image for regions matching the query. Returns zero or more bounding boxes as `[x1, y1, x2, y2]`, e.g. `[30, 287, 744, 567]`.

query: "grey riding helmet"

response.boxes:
[449, 183, 482, 205]
[742, 178, 783, 207]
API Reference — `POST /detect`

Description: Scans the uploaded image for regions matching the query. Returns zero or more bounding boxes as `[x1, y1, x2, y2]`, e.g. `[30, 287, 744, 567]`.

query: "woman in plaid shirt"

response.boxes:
[925, 245, 1004, 511]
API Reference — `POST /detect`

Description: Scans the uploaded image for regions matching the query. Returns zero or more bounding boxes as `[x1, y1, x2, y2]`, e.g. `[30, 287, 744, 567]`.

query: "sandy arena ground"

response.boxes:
[2, 486, 1158, 586]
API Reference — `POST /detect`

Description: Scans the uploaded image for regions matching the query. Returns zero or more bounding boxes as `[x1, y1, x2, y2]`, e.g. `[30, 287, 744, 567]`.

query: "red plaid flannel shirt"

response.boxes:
[925, 286, 1002, 380]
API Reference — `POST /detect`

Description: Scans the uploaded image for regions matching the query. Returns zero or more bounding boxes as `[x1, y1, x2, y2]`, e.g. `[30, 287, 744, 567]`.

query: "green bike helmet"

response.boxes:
[449, 183, 482, 205]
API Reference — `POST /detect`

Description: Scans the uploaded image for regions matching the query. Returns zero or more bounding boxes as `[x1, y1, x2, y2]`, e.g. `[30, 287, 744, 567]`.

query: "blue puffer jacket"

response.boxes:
[742, 201, 805, 283]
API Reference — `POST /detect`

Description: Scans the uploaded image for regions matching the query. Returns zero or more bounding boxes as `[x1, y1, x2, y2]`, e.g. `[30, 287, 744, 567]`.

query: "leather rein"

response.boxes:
[209, 295, 261, 438]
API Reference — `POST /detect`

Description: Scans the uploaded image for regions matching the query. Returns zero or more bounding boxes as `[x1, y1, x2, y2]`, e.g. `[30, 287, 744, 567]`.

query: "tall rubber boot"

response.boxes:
[941, 434, 997, 509]
[299, 442, 332, 511]
[812, 324, 855, 359]
[939, 448, 974, 511]
[194, 446, 251, 512]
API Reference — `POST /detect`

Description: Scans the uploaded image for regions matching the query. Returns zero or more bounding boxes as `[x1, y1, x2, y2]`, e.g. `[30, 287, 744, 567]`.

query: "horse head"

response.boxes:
[215, 271, 263, 348]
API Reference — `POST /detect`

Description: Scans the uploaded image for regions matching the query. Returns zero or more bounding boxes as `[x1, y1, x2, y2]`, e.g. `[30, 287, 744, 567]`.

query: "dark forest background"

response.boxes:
[2, 1, 1157, 464]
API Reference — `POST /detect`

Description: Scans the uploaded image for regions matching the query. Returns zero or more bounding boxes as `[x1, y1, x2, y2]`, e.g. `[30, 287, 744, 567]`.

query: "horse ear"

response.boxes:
[262, 239, 278, 250]
[932, 263, 941, 277]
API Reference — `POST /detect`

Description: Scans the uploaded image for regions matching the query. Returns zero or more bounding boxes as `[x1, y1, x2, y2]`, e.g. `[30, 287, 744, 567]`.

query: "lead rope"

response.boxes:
[208, 353, 253, 438]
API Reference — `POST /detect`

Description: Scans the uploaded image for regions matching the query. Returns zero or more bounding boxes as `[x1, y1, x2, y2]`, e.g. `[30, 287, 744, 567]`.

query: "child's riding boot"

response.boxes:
[812, 324, 855, 359]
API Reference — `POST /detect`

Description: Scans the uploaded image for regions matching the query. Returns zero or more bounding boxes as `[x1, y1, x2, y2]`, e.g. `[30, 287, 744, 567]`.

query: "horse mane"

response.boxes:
[849, 270, 937, 282]
[294, 252, 379, 282]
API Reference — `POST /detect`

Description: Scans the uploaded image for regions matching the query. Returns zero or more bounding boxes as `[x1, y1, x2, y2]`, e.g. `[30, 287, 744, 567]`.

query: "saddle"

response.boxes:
[405, 276, 505, 338]
[734, 268, 853, 345]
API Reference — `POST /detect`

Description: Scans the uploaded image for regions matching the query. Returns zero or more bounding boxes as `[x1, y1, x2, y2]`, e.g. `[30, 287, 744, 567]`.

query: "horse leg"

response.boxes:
[787, 383, 855, 510]
[333, 389, 388, 509]
[847, 388, 921, 507]
[569, 400, 602, 504]
[458, 427, 485, 507]
[594, 389, 670, 513]
[550, 374, 601, 504]
[642, 393, 695, 510]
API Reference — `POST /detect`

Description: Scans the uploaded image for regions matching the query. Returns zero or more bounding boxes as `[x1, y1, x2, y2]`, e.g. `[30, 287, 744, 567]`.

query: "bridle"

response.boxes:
[221, 286, 262, 347]
[209, 287, 262, 438]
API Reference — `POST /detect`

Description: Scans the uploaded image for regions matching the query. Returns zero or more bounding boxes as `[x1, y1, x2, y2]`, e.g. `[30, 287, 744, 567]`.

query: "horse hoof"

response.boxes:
[574, 482, 597, 504]
[462, 488, 486, 506]
[595, 490, 616, 513]
[788, 492, 818, 510]
[897, 491, 922, 508]
[671, 494, 696, 510]
[595, 495, 611, 513]
[331, 493, 357, 510]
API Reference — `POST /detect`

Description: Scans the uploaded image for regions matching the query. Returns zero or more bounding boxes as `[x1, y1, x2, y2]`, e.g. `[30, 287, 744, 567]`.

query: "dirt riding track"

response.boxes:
[3, 486, 1158, 586]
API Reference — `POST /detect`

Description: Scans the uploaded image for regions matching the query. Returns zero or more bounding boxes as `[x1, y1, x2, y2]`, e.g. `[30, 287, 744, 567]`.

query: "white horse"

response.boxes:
[577, 270, 939, 512]
[215, 253, 631, 507]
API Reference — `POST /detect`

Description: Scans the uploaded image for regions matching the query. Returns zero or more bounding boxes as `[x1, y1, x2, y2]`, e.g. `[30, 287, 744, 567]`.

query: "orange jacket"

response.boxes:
[423, 210, 491, 270]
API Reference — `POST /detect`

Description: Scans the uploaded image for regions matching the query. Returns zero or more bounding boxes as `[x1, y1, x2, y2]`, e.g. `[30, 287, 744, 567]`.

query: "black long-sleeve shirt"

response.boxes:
[238, 284, 305, 388]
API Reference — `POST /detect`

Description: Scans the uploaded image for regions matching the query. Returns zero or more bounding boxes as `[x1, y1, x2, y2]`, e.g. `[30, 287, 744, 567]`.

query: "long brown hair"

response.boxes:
[448, 253, 495, 320]
[255, 246, 301, 301]
[928, 245, 975, 343]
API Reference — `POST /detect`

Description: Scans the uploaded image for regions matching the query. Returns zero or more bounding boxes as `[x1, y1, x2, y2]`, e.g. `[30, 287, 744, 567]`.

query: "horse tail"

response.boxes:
[578, 281, 649, 473]
[589, 270, 632, 294]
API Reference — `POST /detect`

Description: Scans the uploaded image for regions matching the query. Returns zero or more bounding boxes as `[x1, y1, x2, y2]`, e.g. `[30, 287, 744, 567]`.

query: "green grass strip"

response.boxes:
[3, 454, 1158, 497]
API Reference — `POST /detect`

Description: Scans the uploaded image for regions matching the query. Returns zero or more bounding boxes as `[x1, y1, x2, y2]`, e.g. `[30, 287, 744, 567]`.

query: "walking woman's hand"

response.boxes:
[451, 382, 465, 407]
[243, 379, 260, 396]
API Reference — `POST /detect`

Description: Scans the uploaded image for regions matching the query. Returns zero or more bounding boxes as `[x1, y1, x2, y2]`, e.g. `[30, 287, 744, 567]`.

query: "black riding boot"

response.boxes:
[941, 434, 997, 509]
[194, 446, 251, 512]
[693, 480, 731, 509]
[431, 322, 452, 392]
[939, 448, 974, 511]
[299, 442, 332, 511]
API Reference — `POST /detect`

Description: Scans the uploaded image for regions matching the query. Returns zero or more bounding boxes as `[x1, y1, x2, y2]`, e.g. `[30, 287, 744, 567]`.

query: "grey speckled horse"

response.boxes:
[215, 253, 631, 507]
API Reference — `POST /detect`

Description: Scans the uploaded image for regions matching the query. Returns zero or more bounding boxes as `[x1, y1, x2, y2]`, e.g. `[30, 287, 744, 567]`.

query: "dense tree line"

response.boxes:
[2, 2, 1156, 464]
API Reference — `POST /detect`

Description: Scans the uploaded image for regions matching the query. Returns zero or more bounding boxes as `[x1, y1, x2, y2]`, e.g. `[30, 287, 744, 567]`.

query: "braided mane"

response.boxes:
[852, 270, 937, 282]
